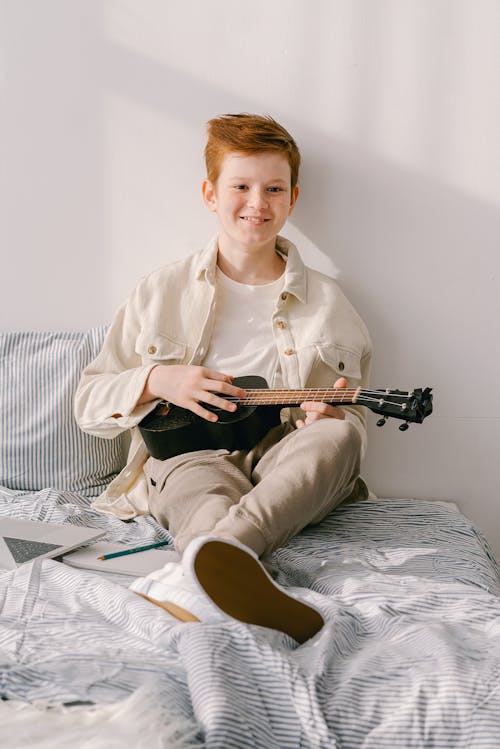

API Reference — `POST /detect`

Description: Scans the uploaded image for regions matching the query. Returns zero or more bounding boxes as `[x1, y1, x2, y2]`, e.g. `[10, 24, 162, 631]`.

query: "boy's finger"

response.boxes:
[202, 368, 234, 383]
[205, 378, 247, 398]
[334, 376, 347, 388]
[191, 403, 219, 422]
[194, 389, 236, 410]
[300, 402, 345, 420]
[300, 401, 329, 413]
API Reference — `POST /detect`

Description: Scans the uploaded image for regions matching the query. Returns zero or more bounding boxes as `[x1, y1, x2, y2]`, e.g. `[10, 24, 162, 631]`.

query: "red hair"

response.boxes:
[205, 113, 301, 191]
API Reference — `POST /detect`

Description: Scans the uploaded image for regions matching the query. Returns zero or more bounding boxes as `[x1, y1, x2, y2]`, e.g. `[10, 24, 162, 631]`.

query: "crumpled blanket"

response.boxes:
[1, 488, 500, 749]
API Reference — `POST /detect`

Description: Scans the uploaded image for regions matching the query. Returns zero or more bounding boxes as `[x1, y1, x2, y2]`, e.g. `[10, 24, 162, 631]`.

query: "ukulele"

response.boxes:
[138, 375, 433, 461]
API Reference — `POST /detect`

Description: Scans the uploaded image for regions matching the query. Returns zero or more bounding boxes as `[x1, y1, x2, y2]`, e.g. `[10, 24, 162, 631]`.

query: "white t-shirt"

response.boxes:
[202, 267, 284, 387]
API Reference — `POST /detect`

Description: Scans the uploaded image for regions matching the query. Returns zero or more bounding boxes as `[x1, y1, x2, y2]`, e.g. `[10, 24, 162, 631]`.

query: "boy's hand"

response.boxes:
[296, 377, 347, 429]
[141, 365, 247, 422]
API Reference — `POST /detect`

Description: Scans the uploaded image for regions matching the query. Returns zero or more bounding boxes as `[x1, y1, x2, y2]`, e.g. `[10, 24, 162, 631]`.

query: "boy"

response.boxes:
[75, 114, 372, 643]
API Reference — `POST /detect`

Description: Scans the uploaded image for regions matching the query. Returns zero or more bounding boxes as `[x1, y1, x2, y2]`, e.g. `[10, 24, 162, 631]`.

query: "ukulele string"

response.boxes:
[235, 388, 412, 409]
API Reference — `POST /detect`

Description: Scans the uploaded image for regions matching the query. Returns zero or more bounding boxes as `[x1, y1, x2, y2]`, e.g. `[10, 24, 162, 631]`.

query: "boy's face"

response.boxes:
[202, 151, 299, 255]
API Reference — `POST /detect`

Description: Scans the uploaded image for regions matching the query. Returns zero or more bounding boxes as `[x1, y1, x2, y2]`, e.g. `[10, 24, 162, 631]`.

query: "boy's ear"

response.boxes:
[288, 184, 300, 215]
[202, 180, 217, 212]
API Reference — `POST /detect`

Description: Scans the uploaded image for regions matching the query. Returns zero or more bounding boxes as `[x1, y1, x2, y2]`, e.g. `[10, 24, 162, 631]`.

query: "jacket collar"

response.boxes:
[194, 235, 307, 303]
[275, 236, 307, 304]
[194, 235, 219, 284]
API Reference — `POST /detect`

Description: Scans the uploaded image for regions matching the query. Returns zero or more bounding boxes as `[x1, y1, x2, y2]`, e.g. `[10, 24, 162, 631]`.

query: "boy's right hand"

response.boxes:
[139, 365, 247, 422]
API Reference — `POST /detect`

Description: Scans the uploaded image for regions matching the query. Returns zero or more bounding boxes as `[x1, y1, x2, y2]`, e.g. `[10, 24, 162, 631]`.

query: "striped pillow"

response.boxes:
[0, 328, 126, 497]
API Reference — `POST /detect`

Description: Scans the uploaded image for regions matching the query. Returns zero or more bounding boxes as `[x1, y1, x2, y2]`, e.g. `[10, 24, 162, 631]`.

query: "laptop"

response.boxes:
[0, 518, 105, 571]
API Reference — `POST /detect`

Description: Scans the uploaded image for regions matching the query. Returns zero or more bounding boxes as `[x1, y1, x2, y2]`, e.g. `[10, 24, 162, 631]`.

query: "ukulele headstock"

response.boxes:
[361, 387, 433, 430]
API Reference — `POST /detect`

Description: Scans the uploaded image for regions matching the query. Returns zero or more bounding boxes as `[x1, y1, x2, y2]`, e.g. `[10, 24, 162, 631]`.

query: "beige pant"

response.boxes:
[145, 418, 366, 557]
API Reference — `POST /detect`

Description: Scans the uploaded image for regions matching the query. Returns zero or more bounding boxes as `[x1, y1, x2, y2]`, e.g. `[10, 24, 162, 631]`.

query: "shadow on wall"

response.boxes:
[294, 136, 500, 369]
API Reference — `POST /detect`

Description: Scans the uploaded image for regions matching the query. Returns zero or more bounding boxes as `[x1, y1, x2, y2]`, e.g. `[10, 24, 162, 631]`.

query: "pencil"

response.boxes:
[98, 539, 172, 560]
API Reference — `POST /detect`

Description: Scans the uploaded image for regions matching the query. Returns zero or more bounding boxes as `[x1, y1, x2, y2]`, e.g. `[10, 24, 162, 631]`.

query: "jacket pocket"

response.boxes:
[316, 344, 362, 382]
[135, 331, 187, 364]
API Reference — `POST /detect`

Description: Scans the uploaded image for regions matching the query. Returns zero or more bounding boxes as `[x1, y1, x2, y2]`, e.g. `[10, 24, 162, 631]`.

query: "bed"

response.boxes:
[1, 329, 500, 748]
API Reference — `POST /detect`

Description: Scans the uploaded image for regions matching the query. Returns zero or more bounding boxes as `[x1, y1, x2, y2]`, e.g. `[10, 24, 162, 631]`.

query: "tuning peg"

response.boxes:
[399, 422, 409, 432]
[376, 417, 388, 427]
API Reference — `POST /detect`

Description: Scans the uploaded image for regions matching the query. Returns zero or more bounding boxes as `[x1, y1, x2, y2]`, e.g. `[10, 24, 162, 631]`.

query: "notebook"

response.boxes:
[0, 518, 105, 570]
[62, 542, 174, 576]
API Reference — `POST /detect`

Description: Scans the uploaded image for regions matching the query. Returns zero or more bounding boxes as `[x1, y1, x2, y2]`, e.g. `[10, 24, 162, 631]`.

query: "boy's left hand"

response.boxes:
[296, 377, 347, 429]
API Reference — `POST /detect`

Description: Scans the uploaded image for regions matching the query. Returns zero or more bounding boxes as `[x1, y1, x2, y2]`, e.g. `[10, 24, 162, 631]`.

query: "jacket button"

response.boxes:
[148, 345, 157, 355]
[284, 348, 295, 356]
[338, 361, 345, 371]
[276, 320, 287, 329]
[281, 292, 288, 301]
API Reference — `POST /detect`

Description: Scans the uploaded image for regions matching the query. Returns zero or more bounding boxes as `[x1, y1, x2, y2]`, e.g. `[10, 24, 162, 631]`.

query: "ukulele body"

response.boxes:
[139, 376, 283, 460]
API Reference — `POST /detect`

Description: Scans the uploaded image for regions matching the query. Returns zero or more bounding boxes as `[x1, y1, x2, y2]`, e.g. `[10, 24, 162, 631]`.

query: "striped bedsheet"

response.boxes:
[1, 487, 500, 748]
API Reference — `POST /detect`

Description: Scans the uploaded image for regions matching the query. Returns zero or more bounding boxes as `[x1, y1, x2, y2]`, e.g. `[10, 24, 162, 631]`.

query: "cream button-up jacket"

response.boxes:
[74, 236, 372, 519]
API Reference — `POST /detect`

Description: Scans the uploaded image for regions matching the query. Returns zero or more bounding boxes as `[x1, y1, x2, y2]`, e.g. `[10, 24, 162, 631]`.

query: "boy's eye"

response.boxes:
[232, 185, 285, 192]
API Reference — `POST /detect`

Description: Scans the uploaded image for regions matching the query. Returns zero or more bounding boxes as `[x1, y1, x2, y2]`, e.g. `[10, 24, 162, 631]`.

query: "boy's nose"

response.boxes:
[247, 189, 269, 208]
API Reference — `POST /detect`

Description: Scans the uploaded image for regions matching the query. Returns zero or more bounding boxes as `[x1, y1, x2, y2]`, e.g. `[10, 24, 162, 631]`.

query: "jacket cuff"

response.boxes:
[104, 364, 161, 428]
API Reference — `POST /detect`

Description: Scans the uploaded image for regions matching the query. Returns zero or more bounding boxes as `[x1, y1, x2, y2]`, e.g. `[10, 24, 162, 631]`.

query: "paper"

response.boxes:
[62, 542, 175, 576]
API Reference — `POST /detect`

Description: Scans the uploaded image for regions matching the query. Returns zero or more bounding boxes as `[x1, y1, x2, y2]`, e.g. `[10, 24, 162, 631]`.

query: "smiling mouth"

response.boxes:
[241, 216, 270, 224]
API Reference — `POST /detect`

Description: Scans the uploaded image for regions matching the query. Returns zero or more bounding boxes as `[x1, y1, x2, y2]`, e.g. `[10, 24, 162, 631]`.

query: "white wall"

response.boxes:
[2, 1, 500, 553]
